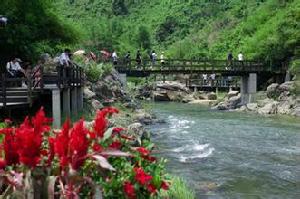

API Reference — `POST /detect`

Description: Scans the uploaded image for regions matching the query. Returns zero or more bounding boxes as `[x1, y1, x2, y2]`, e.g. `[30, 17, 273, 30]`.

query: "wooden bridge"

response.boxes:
[114, 59, 287, 77]
[0, 64, 84, 127]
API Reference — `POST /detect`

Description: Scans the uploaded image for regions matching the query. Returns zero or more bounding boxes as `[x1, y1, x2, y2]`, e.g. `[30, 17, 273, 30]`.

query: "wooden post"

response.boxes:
[27, 76, 32, 107]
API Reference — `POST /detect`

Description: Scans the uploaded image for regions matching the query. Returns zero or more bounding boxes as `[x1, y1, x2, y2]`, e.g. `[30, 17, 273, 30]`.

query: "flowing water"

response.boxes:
[147, 102, 300, 199]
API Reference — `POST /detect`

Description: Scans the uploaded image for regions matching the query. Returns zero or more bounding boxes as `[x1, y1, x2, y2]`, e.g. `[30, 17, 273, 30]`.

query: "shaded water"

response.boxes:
[147, 102, 300, 199]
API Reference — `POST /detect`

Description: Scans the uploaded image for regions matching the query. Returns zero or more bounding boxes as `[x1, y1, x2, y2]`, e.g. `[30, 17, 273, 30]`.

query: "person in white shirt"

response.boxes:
[151, 50, 157, 66]
[238, 52, 244, 61]
[6, 58, 25, 78]
[112, 50, 118, 65]
[59, 49, 71, 66]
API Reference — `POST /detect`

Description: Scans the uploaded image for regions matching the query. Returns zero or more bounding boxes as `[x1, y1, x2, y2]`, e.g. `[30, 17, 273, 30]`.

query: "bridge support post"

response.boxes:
[119, 73, 127, 91]
[240, 73, 257, 104]
[71, 88, 78, 115]
[240, 75, 249, 105]
[62, 88, 71, 118]
[77, 87, 83, 111]
[285, 71, 291, 82]
[248, 73, 257, 103]
[52, 89, 61, 128]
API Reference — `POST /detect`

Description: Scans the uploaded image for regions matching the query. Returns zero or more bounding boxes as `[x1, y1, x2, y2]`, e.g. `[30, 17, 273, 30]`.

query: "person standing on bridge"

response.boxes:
[136, 50, 142, 68]
[124, 51, 131, 66]
[151, 50, 157, 67]
[227, 51, 233, 69]
[238, 52, 244, 61]
[160, 52, 166, 69]
[112, 50, 118, 65]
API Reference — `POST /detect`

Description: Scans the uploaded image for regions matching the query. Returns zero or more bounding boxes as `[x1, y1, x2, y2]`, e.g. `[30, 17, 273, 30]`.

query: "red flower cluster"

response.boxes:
[133, 167, 153, 185]
[136, 147, 156, 162]
[50, 119, 90, 170]
[0, 108, 51, 168]
[93, 107, 119, 138]
[123, 181, 136, 199]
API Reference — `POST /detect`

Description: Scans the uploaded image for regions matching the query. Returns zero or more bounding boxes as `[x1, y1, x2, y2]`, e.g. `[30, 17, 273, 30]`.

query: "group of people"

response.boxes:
[111, 50, 166, 67]
[227, 51, 244, 64]
[5, 49, 74, 87]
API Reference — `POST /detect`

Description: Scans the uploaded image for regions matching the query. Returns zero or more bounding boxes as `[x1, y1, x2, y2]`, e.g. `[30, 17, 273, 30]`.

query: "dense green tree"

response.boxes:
[0, 0, 78, 68]
[136, 26, 151, 49]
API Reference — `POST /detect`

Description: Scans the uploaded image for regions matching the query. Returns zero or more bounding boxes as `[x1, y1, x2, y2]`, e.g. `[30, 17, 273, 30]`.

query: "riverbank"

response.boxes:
[213, 81, 300, 117]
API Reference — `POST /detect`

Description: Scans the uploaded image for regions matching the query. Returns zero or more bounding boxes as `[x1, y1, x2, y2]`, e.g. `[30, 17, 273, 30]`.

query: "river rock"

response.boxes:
[246, 103, 258, 111]
[153, 91, 170, 101]
[134, 109, 153, 125]
[84, 87, 96, 100]
[227, 90, 239, 99]
[182, 94, 195, 103]
[167, 91, 185, 101]
[258, 100, 279, 115]
[156, 81, 190, 93]
[267, 83, 280, 99]
[91, 99, 103, 110]
[127, 122, 150, 143]
[291, 106, 300, 117]
[227, 95, 241, 109]
[277, 98, 296, 115]
[278, 81, 295, 92]
[207, 92, 217, 100]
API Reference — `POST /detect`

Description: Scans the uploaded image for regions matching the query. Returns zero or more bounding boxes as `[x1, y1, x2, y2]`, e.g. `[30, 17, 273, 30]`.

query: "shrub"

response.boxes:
[0, 107, 169, 198]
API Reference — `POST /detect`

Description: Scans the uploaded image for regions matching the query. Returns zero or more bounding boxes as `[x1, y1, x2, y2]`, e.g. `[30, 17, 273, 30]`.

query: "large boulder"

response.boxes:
[291, 106, 300, 117]
[167, 91, 186, 101]
[258, 100, 279, 115]
[227, 95, 241, 109]
[277, 97, 296, 115]
[156, 81, 190, 93]
[84, 87, 96, 100]
[153, 91, 170, 101]
[134, 109, 154, 125]
[227, 90, 239, 99]
[93, 81, 114, 100]
[278, 81, 295, 92]
[267, 83, 280, 99]
[246, 103, 258, 111]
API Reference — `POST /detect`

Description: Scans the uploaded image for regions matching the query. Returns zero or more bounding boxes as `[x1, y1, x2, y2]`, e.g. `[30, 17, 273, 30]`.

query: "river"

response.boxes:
[147, 102, 300, 199]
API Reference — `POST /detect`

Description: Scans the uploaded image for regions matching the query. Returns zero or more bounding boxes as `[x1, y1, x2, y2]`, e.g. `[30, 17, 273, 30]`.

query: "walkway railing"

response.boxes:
[0, 62, 84, 109]
[114, 59, 286, 74]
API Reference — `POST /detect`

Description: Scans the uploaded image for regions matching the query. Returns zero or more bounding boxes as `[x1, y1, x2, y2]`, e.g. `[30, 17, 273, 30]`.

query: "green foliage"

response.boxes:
[81, 61, 113, 82]
[0, 0, 79, 67]
[54, 0, 299, 66]
[159, 176, 196, 199]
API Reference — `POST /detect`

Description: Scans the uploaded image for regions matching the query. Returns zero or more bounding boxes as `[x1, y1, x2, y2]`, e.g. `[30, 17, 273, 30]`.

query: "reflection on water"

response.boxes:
[147, 102, 300, 199]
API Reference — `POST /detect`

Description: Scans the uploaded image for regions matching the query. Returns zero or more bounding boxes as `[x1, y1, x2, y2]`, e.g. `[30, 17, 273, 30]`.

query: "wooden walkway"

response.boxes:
[115, 59, 287, 77]
[0, 64, 83, 109]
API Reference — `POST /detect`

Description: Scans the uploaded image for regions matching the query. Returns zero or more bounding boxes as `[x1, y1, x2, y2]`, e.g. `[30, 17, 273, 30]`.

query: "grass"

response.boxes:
[159, 176, 196, 199]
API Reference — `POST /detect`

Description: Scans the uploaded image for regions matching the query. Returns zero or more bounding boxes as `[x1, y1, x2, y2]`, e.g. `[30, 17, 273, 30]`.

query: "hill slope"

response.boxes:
[55, 0, 300, 65]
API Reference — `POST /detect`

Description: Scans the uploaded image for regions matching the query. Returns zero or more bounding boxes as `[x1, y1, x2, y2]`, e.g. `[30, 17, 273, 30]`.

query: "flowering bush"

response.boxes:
[0, 107, 169, 198]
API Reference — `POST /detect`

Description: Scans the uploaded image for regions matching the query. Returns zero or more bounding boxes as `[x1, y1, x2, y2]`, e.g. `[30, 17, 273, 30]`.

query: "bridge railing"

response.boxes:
[114, 58, 272, 73]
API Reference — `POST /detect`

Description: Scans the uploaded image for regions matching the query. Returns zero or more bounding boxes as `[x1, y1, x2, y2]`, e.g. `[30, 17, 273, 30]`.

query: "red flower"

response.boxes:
[147, 183, 157, 194]
[144, 156, 157, 162]
[160, 181, 169, 190]
[92, 143, 103, 152]
[0, 158, 7, 170]
[136, 147, 150, 157]
[133, 167, 152, 185]
[93, 110, 108, 138]
[0, 128, 19, 165]
[123, 181, 136, 199]
[109, 140, 122, 149]
[112, 127, 125, 137]
[120, 134, 135, 140]
[69, 120, 89, 170]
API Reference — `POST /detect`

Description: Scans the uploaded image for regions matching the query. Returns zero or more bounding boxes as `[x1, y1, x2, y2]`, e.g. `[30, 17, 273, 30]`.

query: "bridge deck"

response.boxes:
[115, 59, 286, 77]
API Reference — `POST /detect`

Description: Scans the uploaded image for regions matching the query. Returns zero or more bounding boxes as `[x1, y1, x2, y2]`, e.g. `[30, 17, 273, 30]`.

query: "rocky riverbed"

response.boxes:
[213, 81, 300, 117]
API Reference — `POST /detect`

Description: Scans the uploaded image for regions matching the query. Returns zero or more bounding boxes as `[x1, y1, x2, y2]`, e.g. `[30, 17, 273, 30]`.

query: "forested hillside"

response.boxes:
[54, 0, 300, 66]
[1, 0, 299, 68]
